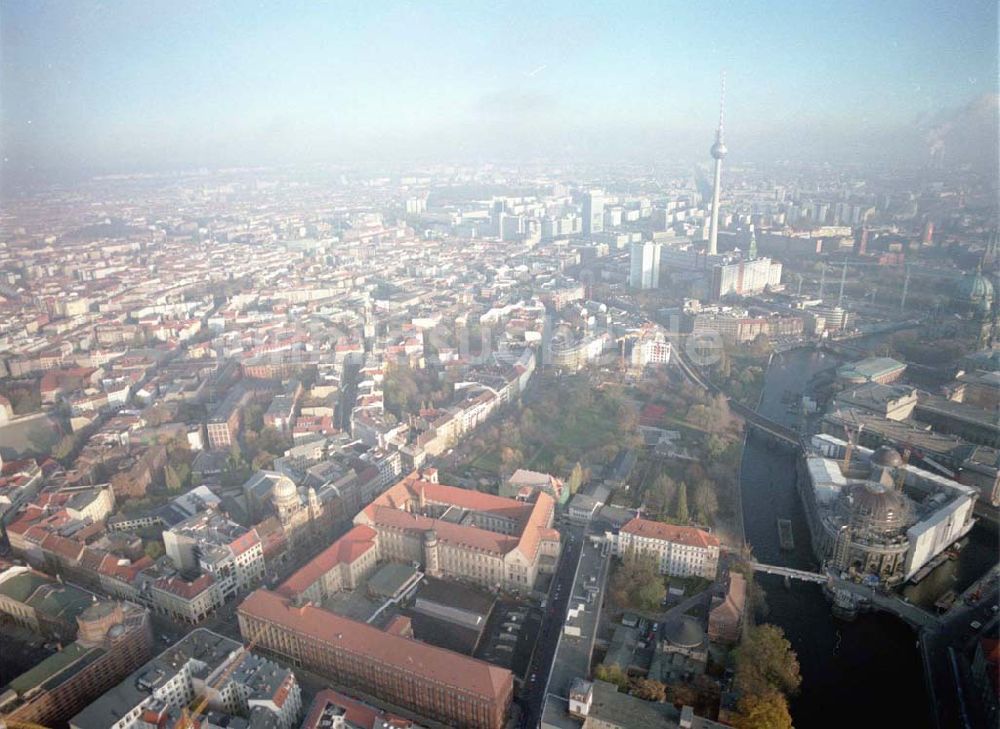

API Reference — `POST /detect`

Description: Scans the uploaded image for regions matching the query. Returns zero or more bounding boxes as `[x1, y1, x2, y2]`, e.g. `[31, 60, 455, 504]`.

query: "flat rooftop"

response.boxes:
[541, 531, 611, 729]
[70, 629, 240, 729]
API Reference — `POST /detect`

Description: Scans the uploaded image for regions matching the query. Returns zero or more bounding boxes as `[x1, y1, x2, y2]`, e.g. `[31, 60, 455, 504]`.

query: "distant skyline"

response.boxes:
[2, 0, 998, 177]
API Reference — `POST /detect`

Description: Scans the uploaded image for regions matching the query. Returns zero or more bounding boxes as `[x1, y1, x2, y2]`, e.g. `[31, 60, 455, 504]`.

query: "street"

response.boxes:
[518, 523, 586, 729]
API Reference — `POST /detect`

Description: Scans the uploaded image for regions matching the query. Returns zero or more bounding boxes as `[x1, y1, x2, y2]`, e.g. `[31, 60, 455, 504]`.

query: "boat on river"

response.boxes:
[777, 518, 795, 550]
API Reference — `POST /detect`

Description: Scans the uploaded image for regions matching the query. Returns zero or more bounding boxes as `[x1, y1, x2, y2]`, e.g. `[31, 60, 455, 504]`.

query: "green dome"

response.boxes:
[957, 268, 994, 312]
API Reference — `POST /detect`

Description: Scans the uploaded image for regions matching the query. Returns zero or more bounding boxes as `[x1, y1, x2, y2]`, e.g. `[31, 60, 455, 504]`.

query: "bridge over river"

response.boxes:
[749, 562, 941, 630]
[672, 343, 802, 446]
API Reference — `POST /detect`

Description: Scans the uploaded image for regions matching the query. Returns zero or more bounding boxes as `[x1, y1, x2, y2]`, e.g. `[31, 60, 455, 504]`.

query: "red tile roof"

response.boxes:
[278, 524, 377, 597]
[357, 472, 557, 562]
[240, 589, 512, 702]
[155, 572, 215, 599]
[302, 689, 413, 729]
[620, 517, 721, 548]
[229, 529, 261, 557]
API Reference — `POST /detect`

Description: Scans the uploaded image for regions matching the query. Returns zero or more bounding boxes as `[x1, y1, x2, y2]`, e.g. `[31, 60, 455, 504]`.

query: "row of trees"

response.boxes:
[643, 461, 731, 527]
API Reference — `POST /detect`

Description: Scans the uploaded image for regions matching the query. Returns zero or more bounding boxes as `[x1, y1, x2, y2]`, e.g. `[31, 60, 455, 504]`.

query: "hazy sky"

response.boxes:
[2, 0, 997, 175]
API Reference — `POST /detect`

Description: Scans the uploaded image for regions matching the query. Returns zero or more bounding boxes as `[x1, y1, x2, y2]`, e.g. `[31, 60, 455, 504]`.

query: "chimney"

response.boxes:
[680, 706, 694, 728]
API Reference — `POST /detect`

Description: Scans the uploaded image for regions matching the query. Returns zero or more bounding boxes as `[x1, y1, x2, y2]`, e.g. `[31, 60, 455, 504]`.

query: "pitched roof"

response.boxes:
[239, 589, 512, 702]
[278, 524, 378, 597]
[620, 517, 721, 548]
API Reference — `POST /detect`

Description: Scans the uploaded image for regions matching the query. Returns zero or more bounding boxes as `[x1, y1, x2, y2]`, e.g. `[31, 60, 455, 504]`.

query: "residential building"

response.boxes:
[162, 511, 265, 599]
[0, 600, 154, 728]
[69, 629, 301, 729]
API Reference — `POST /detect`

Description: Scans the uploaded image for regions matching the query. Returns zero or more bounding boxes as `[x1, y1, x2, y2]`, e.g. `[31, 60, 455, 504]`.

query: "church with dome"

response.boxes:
[799, 439, 978, 586]
[954, 261, 996, 348]
[241, 470, 335, 550]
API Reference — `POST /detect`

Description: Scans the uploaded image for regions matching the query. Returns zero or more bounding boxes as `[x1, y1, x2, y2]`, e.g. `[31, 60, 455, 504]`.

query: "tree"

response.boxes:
[675, 482, 689, 523]
[635, 579, 666, 611]
[243, 403, 265, 433]
[164, 463, 188, 492]
[646, 474, 677, 516]
[256, 426, 289, 457]
[734, 624, 802, 698]
[732, 691, 793, 729]
[631, 678, 667, 702]
[593, 663, 629, 691]
[706, 435, 728, 461]
[500, 447, 523, 473]
[610, 553, 665, 611]
[692, 479, 718, 525]
[144, 541, 165, 561]
[567, 461, 584, 495]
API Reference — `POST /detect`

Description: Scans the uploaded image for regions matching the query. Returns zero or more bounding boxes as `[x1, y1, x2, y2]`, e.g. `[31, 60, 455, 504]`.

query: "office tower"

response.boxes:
[854, 225, 869, 255]
[583, 190, 605, 236]
[629, 241, 662, 290]
[708, 76, 727, 256]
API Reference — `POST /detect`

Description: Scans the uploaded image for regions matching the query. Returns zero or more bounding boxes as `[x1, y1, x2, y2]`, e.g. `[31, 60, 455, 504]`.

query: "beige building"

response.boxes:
[353, 470, 561, 591]
[608, 518, 720, 580]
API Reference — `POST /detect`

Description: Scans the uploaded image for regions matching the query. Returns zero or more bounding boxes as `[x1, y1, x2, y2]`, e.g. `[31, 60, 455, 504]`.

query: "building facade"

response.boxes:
[238, 589, 512, 729]
[607, 518, 720, 580]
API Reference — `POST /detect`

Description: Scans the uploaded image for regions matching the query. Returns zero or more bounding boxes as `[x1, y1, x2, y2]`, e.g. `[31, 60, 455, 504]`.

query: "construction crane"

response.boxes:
[175, 635, 259, 729]
[814, 258, 969, 312]
[842, 416, 863, 470]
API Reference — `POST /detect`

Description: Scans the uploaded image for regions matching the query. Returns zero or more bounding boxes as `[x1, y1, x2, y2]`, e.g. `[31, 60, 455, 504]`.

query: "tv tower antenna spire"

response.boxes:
[708, 71, 728, 256]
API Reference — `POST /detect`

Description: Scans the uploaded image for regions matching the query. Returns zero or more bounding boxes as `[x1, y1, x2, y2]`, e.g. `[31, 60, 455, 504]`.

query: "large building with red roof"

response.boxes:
[608, 517, 721, 579]
[235, 470, 551, 729]
[238, 589, 512, 729]
[353, 470, 560, 591]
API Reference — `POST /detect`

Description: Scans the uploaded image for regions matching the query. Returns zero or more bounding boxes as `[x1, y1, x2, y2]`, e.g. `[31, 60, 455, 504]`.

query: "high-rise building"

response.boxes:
[629, 241, 661, 290]
[582, 190, 605, 236]
[710, 256, 782, 299]
[708, 76, 727, 256]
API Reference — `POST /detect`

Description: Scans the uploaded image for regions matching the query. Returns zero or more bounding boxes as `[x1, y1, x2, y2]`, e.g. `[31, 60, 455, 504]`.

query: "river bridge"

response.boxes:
[750, 561, 828, 584]
[672, 344, 802, 446]
[748, 562, 941, 630]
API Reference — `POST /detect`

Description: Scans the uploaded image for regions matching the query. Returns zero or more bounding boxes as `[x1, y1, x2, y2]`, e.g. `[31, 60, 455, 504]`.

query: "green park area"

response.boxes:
[462, 376, 642, 481]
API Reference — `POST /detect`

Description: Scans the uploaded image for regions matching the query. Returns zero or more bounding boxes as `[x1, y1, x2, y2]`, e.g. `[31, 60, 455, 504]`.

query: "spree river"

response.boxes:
[739, 346, 986, 728]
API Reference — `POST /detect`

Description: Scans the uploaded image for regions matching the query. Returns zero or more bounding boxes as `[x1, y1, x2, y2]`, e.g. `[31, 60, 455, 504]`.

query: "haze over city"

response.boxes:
[2, 0, 998, 179]
[0, 3, 998, 729]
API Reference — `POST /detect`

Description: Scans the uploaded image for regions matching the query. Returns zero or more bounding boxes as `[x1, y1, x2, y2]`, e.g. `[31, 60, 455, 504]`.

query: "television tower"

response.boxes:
[708, 73, 727, 256]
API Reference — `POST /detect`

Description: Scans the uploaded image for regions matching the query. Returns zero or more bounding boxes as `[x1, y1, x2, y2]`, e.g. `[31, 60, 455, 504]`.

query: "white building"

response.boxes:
[70, 629, 301, 729]
[630, 336, 672, 369]
[710, 257, 782, 299]
[608, 518, 720, 580]
[162, 511, 265, 599]
[629, 241, 662, 290]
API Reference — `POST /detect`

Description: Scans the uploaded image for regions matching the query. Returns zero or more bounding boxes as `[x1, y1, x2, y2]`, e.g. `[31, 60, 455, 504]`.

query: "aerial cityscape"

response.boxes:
[0, 2, 997, 729]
